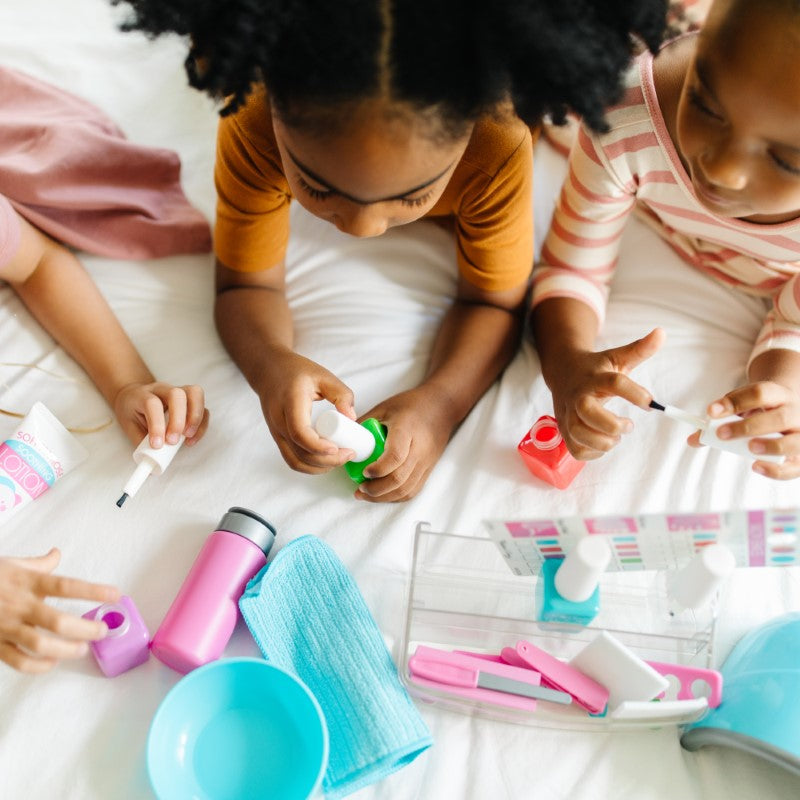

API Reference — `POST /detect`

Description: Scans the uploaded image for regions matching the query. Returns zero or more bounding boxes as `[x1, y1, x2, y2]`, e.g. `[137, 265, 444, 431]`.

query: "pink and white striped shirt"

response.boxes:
[532, 41, 800, 362]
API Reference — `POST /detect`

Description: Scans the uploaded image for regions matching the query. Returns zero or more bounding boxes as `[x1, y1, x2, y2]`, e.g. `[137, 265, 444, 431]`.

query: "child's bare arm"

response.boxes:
[2, 212, 208, 447]
[214, 259, 356, 472]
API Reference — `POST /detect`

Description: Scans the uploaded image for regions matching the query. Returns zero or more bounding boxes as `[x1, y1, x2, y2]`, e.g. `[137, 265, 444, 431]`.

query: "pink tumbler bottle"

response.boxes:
[150, 507, 276, 673]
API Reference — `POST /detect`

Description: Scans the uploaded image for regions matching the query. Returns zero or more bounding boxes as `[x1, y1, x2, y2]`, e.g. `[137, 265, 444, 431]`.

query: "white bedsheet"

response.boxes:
[0, 2, 798, 799]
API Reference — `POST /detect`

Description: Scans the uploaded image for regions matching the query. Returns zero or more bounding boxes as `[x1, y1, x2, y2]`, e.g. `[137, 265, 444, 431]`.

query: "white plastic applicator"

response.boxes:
[315, 408, 376, 462]
[649, 400, 785, 464]
[116, 434, 185, 507]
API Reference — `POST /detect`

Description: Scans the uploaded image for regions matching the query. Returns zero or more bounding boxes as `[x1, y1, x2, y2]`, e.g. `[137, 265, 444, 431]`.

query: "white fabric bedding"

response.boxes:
[0, 2, 798, 799]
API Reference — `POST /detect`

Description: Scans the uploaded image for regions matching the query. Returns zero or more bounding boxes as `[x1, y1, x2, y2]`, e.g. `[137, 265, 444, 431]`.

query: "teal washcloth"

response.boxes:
[239, 535, 432, 799]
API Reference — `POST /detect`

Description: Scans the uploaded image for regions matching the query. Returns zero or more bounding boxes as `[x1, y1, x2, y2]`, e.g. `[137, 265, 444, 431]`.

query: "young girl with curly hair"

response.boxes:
[116, 0, 668, 501]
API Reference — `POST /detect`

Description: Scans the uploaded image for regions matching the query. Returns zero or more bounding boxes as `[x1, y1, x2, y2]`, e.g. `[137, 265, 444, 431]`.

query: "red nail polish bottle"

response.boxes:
[518, 415, 585, 489]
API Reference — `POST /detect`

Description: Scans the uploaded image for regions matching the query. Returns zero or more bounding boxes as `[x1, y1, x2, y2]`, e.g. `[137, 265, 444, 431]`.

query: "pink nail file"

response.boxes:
[501, 640, 610, 714]
[409, 646, 570, 711]
[647, 661, 723, 708]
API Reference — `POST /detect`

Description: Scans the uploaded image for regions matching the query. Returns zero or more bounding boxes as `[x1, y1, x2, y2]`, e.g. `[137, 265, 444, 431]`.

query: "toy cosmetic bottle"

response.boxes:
[315, 408, 387, 484]
[150, 507, 276, 673]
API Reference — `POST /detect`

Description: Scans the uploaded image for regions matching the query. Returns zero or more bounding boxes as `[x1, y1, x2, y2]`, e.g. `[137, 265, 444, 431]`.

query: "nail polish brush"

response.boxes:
[116, 434, 185, 507]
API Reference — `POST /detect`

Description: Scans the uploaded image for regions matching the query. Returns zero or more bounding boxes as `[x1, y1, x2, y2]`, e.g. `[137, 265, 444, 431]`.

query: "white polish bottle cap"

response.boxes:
[668, 543, 736, 613]
[315, 409, 375, 462]
[555, 536, 612, 603]
[118, 434, 185, 506]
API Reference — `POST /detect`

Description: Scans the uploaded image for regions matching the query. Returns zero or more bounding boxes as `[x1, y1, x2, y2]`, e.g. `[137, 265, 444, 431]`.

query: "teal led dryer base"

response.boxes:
[344, 418, 387, 484]
[681, 611, 800, 777]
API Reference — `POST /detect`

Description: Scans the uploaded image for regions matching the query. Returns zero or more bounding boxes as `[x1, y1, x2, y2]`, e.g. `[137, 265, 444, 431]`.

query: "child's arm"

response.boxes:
[529, 126, 661, 457]
[0, 548, 119, 673]
[4, 213, 209, 447]
[214, 259, 358, 471]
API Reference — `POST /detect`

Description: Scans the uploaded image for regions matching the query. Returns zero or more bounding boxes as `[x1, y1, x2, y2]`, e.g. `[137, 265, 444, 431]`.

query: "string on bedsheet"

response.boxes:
[0, 362, 113, 433]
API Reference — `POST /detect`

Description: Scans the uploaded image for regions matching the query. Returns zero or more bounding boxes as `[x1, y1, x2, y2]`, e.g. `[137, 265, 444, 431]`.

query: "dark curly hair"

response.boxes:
[112, 0, 668, 137]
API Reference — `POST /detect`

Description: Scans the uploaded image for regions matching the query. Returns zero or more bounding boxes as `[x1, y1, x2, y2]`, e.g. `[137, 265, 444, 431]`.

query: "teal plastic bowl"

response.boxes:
[682, 612, 800, 776]
[147, 658, 328, 800]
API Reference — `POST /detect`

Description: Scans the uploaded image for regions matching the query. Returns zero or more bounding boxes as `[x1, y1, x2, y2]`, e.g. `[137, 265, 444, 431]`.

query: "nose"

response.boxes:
[699, 136, 748, 192]
[333, 206, 388, 238]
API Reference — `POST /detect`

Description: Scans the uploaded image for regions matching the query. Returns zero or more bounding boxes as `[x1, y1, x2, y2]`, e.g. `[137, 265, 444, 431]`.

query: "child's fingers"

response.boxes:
[0, 642, 57, 674]
[162, 387, 188, 445]
[142, 394, 168, 448]
[715, 407, 798, 441]
[5, 547, 61, 574]
[181, 385, 208, 440]
[362, 427, 411, 481]
[32, 570, 120, 606]
[274, 429, 350, 472]
[608, 327, 666, 377]
[23, 600, 111, 642]
[709, 381, 792, 418]
[10, 624, 89, 660]
[753, 455, 800, 481]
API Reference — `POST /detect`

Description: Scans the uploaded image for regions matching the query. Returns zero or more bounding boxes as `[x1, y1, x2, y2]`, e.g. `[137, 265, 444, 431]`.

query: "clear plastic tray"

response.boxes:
[399, 523, 719, 730]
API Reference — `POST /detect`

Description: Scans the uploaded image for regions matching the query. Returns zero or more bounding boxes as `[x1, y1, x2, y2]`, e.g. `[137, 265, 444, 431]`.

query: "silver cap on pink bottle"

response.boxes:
[218, 506, 277, 555]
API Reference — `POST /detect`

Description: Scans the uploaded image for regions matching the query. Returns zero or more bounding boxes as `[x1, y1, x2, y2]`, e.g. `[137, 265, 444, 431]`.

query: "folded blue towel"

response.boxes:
[239, 535, 432, 799]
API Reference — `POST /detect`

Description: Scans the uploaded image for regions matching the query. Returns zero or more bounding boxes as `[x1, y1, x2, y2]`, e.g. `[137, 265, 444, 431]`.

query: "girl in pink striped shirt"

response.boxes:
[532, 0, 800, 480]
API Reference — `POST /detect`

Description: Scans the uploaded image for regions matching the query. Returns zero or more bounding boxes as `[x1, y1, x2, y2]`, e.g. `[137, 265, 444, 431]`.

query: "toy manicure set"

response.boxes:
[399, 520, 781, 730]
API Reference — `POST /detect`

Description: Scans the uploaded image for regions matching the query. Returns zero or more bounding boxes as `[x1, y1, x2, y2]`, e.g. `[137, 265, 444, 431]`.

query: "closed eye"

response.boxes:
[769, 151, 800, 177]
[688, 87, 725, 123]
[297, 175, 332, 201]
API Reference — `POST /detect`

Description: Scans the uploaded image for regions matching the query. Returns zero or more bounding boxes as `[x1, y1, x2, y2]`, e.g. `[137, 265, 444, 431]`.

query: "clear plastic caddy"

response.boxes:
[399, 523, 718, 730]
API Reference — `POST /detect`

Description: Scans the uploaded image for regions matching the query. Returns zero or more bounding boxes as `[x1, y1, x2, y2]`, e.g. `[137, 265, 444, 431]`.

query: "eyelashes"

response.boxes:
[296, 176, 331, 201]
[295, 175, 434, 207]
[688, 86, 724, 122]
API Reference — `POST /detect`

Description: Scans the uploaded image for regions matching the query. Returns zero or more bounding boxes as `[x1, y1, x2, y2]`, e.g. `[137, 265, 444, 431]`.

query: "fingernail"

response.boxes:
[150, 436, 163, 448]
[166, 432, 180, 445]
[184, 426, 197, 439]
[622, 419, 633, 434]
[750, 442, 766, 454]
[754, 465, 766, 476]
[710, 402, 725, 416]
[75, 642, 89, 656]
[716, 426, 731, 440]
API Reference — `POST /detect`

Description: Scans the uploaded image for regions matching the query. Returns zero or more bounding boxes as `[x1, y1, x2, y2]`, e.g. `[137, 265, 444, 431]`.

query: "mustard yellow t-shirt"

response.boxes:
[214, 88, 535, 292]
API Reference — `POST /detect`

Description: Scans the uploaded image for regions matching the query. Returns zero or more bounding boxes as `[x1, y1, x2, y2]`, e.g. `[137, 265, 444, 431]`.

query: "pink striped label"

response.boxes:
[0, 443, 50, 499]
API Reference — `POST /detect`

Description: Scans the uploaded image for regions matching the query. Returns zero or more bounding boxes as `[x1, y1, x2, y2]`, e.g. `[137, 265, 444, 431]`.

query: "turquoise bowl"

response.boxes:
[682, 612, 800, 776]
[147, 658, 328, 799]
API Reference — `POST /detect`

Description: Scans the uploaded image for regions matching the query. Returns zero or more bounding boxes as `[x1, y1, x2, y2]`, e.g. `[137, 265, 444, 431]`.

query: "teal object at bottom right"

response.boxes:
[681, 611, 800, 777]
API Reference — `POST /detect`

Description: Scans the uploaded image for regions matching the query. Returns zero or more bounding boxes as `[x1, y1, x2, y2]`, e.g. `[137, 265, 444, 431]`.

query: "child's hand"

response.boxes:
[549, 328, 664, 460]
[691, 381, 800, 479]
[258, 350, 358, 472]
[0, 548, 120, 674]
[114, 381, 210, 449]
[353, 386, 453, 502]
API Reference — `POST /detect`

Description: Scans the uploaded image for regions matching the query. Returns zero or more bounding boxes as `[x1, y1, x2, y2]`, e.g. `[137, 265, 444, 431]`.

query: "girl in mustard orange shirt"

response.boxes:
[116, 0, 668, 501]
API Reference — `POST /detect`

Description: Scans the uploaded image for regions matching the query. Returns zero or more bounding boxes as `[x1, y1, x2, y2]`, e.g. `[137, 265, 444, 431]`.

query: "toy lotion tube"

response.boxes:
[150, 507, 276, 674]
[0, 402, 87, 526]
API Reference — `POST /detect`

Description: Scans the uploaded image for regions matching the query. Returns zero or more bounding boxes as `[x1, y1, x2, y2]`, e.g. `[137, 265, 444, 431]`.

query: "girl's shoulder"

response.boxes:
[218, 85, 279, 157]
[459, 111, 532, 178]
